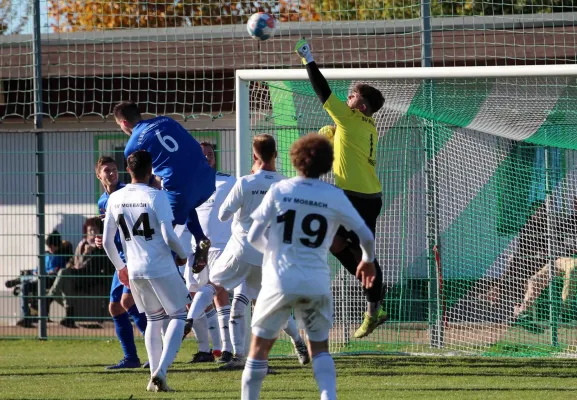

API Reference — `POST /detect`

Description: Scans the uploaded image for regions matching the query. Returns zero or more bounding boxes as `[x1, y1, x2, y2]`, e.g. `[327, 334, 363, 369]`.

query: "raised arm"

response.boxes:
[295, 39, 332, 104]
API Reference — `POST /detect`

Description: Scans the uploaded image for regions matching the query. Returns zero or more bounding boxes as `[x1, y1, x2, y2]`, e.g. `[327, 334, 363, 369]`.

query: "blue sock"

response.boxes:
[127, 304, 147, 335]
[112, 312, 139, 361]
[186, 210, 206, 244]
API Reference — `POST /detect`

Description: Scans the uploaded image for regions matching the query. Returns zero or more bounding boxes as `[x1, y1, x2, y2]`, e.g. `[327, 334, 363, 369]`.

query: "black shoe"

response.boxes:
[217, 350, 233, 363]
[188, 351, 215, 363]
[182, 318, 193, 340]
[192, 239, 211, 273]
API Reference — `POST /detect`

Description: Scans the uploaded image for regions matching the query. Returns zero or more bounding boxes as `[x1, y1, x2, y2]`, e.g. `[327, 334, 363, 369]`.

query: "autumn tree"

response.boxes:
[48, 0, 577, 32]
[48, 0, 322, 32]
[0, 0, 32, 35]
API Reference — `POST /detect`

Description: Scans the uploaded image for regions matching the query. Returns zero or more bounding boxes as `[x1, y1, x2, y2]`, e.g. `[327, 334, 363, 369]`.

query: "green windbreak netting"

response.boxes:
[248, 77, 577, 356]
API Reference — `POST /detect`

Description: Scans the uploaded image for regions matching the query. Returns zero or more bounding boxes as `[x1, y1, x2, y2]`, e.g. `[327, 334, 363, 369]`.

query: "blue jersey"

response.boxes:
[98, 182, 126, 261]
[124, 116, 211, 195]
[45, 254, 67, 274]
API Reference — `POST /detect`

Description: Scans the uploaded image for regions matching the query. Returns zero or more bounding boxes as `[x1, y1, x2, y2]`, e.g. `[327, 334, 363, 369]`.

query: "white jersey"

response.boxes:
[251, 176, 367, 295]
[195, 172, 236, 250]
[106, 183, 177, 279]
[220, 169, 285, 265]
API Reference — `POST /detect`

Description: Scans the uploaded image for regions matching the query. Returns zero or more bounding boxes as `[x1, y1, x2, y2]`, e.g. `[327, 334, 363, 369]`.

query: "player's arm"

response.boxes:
[102, 207, 126, 272]
[152, 192, 188, 264]
[219, 178, 243, 222]
[295, 39, 352, 124]
[248, 188, 276, 253]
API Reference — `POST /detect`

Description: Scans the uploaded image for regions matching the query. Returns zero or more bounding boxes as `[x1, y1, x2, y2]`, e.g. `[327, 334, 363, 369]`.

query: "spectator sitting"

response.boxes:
[16, 230, 70, 328]
[48, 217, 103, 328]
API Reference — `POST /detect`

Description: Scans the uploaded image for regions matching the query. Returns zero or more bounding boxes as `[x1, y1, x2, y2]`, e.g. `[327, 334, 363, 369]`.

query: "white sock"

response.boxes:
[145, 313, 164, 375]
[206, 308, 221, 352]
[231, 292, 250, 357]
[283, 315, 302, 343]
[217, 305, 232, 353]
[241, 358, 268, 400]
[161, 315, 170, 337]
[192, 312, 211, 353]
[312, 352, 337, 400]
[157, 314, 186, 377]
[188, 285, 216, 320]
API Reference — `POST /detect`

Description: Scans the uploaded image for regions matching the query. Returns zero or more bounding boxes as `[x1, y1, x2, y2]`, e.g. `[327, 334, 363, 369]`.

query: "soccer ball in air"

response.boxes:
[247, 12, 278, 41]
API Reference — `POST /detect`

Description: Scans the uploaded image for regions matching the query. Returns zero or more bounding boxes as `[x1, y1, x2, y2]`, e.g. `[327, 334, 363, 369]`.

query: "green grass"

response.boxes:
[2, 340, 577, 399]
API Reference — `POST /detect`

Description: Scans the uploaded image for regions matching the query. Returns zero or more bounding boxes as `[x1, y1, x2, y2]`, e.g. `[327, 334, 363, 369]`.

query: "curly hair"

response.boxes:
[290, 134, 333, 178]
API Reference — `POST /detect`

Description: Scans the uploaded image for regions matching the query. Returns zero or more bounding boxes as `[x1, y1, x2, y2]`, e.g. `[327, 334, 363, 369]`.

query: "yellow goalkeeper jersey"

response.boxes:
[323, 93, 382, 195]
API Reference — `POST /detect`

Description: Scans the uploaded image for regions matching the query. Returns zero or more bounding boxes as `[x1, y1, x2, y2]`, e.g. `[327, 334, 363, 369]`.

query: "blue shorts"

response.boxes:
[110, 270, 131, 303]
[166, 169, 216, 225]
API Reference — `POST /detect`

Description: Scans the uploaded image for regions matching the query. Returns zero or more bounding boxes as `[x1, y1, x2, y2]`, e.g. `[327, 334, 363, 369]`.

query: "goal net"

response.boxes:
[238, 67, 577, 356]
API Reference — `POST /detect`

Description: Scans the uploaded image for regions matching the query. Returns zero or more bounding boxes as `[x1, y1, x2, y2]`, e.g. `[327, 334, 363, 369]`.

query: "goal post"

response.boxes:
[236, 66, 577, 357]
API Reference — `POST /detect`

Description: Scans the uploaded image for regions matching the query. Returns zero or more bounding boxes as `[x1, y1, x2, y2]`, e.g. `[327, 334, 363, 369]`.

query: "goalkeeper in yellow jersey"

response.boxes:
[295, 38, 388, 338]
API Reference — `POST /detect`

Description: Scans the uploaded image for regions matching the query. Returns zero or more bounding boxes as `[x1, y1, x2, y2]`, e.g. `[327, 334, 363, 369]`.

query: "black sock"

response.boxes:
[366, 259, 383, 304]
[332, 247, 358, 277]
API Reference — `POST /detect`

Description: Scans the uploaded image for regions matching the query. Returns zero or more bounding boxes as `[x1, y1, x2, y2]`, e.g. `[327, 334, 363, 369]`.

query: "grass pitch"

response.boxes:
[1, 340, 577, 399]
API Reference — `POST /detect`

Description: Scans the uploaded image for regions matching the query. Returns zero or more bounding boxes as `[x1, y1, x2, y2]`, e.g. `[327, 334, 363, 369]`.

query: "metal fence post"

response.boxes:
[32, 0, 46, 339]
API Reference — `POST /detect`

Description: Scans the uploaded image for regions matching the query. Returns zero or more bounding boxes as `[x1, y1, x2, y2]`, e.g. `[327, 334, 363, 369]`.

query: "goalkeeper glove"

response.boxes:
[295, 38, 314, 65]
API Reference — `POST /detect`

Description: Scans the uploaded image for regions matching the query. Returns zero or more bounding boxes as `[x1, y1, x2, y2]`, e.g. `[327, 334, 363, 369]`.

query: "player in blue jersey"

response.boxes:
[93, 156, 149, 370]
[113, 101, 216, 272]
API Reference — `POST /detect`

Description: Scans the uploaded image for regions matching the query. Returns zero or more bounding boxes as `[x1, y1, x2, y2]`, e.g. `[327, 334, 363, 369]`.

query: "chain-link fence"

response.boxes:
[0, 129, 236, 339]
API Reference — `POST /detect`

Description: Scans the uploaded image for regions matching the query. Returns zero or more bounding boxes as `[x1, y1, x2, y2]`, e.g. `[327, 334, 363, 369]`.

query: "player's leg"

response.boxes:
[215, 288, 233, 362]
[120, 290, 147, 335]
[182, 251, 214, 362]
[342, 195, 387, 338]
[242, 291, 291, 400]
[230, 281, 250, 363]
[106, 272, 141, 370]
[151, 273, 191, 392]
[298, 295, 336, 400]
[187, 168, 216, 272]
[222, 264, 262, 370]
[242, 335, 277, 400]
[130, 277, 171, 392]
[282, 315, 310, 365]
[206, 306, 221, 356]
[513, 262, 553, 334]
[204, 249, 223, 357]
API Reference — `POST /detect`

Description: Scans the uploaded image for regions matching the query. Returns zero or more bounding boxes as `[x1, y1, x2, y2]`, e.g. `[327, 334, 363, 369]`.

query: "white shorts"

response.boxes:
[209, 247, 261, 299]
[252, 291, 333, 342]
[184, 249, 222, 292]
[130, 273, 191, 316]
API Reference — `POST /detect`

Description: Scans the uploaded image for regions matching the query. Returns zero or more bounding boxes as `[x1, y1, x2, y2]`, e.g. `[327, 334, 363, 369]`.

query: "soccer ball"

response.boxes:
[247, 12, 278, 41]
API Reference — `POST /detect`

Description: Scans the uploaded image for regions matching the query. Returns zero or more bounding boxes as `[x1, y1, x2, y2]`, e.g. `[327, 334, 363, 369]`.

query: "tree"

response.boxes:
[48, 0, 577, 32]
[48, 0, 322, 32]
[0, 0, 32, 35]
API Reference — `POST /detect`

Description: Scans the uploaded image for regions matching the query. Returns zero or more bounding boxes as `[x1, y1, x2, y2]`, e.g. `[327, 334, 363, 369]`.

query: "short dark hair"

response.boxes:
[95, 156, 116, 174]
[199, 141, 216, 151]
[290, 134, 333, 178]
[253, 134, 276, 163]
[353, 84, 385, 115]
[126, 150, 152, 180]
[45, 230, 62, 248]
[113, 101, 142, 123]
